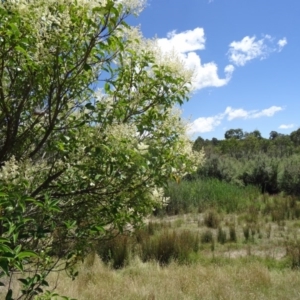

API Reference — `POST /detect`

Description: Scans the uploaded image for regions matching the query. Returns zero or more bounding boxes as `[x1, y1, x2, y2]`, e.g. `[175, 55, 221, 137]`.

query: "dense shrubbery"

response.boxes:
[194, 128, 300, 197]
[196, 154, 300, 196]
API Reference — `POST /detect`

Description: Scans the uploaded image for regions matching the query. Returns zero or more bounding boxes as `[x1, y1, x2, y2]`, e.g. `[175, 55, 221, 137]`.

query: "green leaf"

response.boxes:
[85, 103, 95, 110]
[12, 232, 19, 244]
[5, 289, 13, 300]
[17, 251, 39, 260]
[0, 238, 10, 244]
[0, 260, 9, 276]
[14, 244, 22, 254]
[84, 63, 91, 71]
[104, 82, 110, 93]
[0, 243, 14, 254]
[90, 225, 104, 233]
[15, 45, 28, 56]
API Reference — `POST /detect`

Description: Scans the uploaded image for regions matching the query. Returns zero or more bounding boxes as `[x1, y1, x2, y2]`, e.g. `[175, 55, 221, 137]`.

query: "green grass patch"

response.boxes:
[164, 178, 261, 214]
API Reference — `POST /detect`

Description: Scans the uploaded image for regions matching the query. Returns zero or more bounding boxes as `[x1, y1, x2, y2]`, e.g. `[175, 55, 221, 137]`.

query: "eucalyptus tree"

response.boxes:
[224, 128, 244, 140]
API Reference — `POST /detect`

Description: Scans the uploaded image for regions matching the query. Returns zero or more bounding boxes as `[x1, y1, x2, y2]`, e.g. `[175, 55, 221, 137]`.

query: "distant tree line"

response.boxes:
[192, 128, 300, 196]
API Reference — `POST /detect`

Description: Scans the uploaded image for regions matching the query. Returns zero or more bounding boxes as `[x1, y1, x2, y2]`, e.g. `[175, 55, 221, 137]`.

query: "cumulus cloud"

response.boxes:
[157, 29, 286, 91]
[278, 37, 288, 51]
[188, 105, 283, 134]
[224, 107, 250, 121]
[228, 35, 287, 66]
[251, 106, 283, 118]
[225, 106, 283, 120]
[187, 114, 224, 134]
[186, 53, 234, 90]
[158, 28, 206, 53]
[279, 124, 294, 129]
[157, 28, 233, 91]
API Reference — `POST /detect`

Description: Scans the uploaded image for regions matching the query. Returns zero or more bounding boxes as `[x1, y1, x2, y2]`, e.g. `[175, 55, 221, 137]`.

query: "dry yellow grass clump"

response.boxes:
[50, 253, 300, 300]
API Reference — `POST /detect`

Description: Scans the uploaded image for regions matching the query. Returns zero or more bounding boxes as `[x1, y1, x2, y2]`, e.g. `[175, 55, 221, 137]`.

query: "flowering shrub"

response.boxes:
[0, 0, 204, 298]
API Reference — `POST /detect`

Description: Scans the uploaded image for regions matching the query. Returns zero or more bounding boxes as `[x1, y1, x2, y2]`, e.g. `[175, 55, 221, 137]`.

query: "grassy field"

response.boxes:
[4, 179, 300, 299]
[52, 189, 300, 299]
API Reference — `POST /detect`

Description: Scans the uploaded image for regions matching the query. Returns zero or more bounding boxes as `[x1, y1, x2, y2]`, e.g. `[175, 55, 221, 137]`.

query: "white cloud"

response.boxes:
[186, 52, 234, 90]
[279, 124, 294, 129]
[188, 105, 283, 134]
[187, 114, 223, 134]
[228, 35, 287, 66]
[225, 107, 251, 121]
[158, 28, 205, 53]
[157, 28, 233, 91]
[278, 37, 288, 51]
[251, 106, 283, 118]
[157, 30, 286, 92]
[225, 106, 283, 120]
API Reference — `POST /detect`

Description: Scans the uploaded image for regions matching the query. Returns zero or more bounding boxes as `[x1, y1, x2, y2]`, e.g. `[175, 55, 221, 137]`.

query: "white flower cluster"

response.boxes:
[150, 187, 170, 207]
[106, 123, 137, 142]
[2, 0, 139, 67]
[0, 156, 19, 184]
[0, 156, 51, 192]
[155, 108, 205, 176]
[116, 26, 193, 88]
[116, 0, 146, 14]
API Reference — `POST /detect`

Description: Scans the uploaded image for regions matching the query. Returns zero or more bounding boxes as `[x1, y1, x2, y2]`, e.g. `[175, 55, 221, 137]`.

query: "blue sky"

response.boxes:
[129, 0, 300, 140]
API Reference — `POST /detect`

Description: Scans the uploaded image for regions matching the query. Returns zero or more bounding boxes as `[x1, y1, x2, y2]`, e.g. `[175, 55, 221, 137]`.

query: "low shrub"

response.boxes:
[204, 210, 221, 228]
[97, 235, 130, 269]
[140, 230, 200, 265]
[217, 227, 227, 244]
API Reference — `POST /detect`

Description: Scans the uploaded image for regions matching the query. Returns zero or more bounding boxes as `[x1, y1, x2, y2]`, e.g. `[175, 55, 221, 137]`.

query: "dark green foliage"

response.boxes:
[225, 128, 244, 140]
[239, 156, 280, 194]
[193, 136, 205, 152]
[279, 156, 300, 196]
[196, 152, 300, 197]
[246, 130, 262, 139]
[290, 128, 300, 147]
[193, 127, 300, 197]
[269, 131, 279, 140]
[197, 154, 242, 182]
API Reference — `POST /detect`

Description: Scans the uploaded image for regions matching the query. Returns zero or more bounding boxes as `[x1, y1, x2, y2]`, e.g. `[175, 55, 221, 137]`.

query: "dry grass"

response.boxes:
[45, 207, 300, 300]
[50, 254, 300, 300]
[3, 200, 300, 299]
